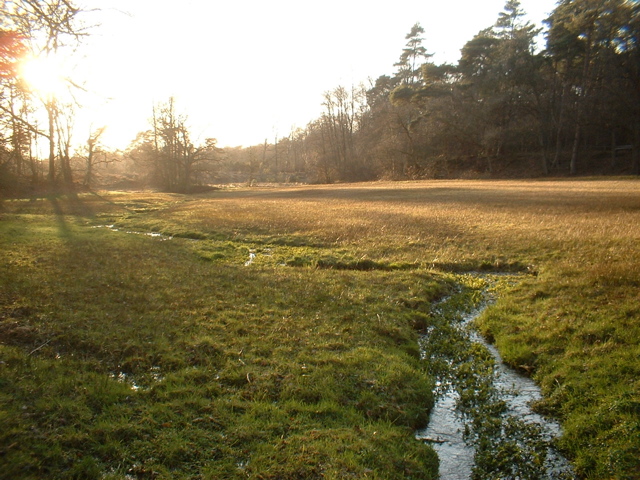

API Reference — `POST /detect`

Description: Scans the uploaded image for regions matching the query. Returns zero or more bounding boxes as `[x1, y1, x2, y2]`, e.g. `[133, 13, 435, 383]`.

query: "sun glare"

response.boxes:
[19, 54, 70, 100]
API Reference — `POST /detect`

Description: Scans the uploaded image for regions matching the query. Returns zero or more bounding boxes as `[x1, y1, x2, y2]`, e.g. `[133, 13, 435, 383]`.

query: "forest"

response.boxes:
[0, 0, 639, 192]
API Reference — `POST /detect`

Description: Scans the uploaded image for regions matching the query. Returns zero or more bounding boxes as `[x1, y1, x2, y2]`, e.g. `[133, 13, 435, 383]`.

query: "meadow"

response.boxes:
[1, 178, 639, 479]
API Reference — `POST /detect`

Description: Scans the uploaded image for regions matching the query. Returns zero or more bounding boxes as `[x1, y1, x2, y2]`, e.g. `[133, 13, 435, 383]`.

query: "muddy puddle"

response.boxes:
[417, 299, 575, 479]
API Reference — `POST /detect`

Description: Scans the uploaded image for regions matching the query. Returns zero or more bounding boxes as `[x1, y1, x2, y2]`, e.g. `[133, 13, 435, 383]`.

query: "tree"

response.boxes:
[456, 1, 542, 170]
[0, 30, 29, 192]
[80, 126, 111, 187]
[143, 98, 221, 191]
[394, 23, 433, 86]
[0, 30, 26, 78]
[311, 84, 371, 182]
[1, 0, 86, 188]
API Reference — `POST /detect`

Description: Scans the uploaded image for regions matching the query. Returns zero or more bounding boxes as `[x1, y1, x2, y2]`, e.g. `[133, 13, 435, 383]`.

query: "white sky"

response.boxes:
[70, 0, 558, 150]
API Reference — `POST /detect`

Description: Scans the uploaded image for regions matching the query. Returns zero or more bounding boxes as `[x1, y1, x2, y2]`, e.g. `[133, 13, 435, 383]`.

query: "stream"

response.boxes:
[92, 224, 173, 240]
[89, 225, 573, 476]
[416, 300, 575, 480]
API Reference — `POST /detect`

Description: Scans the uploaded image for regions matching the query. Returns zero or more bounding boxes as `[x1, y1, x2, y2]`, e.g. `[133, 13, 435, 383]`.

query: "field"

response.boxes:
[1, 179, 639, 479]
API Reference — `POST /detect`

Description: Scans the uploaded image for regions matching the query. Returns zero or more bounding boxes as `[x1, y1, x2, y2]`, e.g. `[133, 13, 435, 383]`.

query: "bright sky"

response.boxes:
[70, 0, 558, 150]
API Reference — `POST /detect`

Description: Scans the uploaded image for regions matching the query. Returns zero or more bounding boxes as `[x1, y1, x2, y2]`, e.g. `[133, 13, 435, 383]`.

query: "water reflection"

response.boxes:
[417, 303, 575, 479]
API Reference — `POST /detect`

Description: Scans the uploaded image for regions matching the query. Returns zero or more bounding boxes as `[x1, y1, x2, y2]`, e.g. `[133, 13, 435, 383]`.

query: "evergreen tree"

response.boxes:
[394, 23, 433, 85]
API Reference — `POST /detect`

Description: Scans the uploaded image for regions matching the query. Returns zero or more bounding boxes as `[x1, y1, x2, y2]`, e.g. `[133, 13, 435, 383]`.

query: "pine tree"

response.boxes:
[394, 23, 433, 85]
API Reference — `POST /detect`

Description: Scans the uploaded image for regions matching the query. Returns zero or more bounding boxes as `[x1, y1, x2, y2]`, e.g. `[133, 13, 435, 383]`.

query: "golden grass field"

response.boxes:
[133, 178, 640, 272]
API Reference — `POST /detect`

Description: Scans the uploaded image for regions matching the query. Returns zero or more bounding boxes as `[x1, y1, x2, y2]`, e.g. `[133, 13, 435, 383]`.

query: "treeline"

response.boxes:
[224, 0, 640, 183]
[1, 0, 639, 195]
[0, 1, 221, 195]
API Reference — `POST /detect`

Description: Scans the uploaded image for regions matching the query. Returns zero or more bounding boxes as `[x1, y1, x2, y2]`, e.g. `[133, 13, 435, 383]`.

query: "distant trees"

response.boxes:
[3, 0, 639, 193]
[455, 0, 543, 171]
[127, 98, 221, 192]
[547, 0, 640, 174]
[316, 85, 370, 181]
[234, 0, 638, 182]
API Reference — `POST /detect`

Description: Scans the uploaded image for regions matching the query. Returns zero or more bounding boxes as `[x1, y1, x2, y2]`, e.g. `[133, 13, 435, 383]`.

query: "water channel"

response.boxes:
[89, 226, 573, 477]
[416, 298, 575, 480]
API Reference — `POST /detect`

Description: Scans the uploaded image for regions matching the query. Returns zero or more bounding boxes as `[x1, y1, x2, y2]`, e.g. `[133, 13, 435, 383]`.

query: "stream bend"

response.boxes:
[417, 289, 575, 480]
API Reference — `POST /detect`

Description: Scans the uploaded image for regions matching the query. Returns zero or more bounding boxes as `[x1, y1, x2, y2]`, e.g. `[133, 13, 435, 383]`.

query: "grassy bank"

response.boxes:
[1, 178, 639, 479]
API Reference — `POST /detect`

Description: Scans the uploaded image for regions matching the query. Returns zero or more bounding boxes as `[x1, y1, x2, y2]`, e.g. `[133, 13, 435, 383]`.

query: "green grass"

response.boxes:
[1, 179, 640, 479]
[0, 198, 445, 479]
[475, 271, 640, 478]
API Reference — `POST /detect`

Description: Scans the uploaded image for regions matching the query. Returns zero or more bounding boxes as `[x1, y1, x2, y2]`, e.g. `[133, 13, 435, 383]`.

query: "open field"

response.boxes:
[1, 178, 639, 479]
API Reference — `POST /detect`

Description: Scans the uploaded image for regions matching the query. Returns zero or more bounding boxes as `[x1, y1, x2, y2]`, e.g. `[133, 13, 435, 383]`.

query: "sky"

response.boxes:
[68, 0, 559, 150]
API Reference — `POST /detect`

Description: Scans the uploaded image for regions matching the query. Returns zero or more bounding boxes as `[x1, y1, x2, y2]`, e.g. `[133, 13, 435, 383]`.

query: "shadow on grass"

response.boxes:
[46, 192, 96, 238]
[47, 195, 72, 238]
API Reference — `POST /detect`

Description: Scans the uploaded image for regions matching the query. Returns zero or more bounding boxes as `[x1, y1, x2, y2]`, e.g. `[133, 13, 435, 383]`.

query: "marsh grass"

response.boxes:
[1, 178, 639, 478]
[0, 199, 448, 479]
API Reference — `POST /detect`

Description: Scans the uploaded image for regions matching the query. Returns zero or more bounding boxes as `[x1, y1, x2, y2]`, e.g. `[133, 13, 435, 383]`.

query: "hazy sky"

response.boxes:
[73, 0, 558, 150]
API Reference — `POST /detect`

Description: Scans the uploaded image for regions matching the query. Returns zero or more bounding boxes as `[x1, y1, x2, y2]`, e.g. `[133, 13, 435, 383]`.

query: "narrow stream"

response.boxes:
[417, 303, 575, 480]
[92, 224, 173, 240]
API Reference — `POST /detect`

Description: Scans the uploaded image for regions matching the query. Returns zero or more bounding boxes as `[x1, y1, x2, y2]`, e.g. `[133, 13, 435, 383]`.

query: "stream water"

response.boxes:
[416, 305, 575, 480]
[92, 224, 173, 240]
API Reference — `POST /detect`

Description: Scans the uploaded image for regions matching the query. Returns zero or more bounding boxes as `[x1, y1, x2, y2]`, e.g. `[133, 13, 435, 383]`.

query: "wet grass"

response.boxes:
[420, 276, 571, 480]
[1, 178, 640, 479]
[0, 198, 446, 479]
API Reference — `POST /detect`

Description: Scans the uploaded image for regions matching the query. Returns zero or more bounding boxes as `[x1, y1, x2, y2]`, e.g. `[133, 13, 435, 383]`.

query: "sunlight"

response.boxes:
[19, 53, 70, 100]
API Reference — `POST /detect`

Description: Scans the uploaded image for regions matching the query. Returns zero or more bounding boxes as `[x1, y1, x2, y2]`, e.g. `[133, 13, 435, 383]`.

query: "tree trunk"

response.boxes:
[633, 121, 640, 176]
[611, 129, 617, 169]
[552, 81, 569, 169]
[539, 129, 549, 176]
[59, 142, 73, 187]
[47, 101, 55, 184]
[84, 155, 93, 186]
[570, 122, 580, 176]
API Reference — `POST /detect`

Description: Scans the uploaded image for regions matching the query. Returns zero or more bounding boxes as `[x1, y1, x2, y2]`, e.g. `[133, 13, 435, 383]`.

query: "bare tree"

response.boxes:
[147, 98, 221, 191]
[1, 0, 86, 186]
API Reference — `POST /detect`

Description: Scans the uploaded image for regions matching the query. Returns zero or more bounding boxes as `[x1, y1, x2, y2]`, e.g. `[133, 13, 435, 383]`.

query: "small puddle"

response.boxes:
[417, 298, 575, 479]
[92, 225, 173, 240]
[244, 250, 256, 266]
[111, 366, 164, 392]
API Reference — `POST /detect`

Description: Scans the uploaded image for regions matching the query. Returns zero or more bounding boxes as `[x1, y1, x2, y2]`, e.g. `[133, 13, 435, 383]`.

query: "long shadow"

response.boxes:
[65, 190, 96, 217]
[46, 190, 98, 238]
[47, 195, 72, 238]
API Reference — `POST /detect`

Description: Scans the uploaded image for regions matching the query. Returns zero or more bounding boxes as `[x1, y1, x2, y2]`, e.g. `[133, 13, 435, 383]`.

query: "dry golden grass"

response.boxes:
[136, 179, 640, 273]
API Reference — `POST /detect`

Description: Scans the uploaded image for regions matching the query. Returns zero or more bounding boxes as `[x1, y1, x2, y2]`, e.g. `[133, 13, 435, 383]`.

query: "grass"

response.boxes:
[0, 196, 447, 479]
[1, 178, 639, 479]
